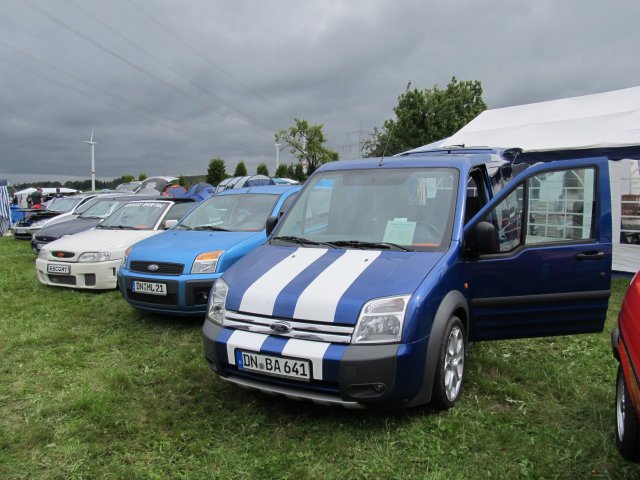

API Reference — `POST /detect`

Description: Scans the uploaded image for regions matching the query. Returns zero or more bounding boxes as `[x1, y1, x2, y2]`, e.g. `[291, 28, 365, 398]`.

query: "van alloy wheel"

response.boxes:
[431, 315, 466, 410]
[444, 325, 464, 402]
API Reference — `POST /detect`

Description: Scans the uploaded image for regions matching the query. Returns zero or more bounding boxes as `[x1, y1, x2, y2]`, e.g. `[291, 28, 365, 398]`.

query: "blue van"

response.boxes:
[203, 149, 613, 408]
[118, 185, 300, 316]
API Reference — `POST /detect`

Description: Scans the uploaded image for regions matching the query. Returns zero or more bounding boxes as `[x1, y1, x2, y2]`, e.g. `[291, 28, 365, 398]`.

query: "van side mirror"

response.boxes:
[164, 219, 178, 229]
[265, 216, 278, 236]
[474, 221, 499, 255]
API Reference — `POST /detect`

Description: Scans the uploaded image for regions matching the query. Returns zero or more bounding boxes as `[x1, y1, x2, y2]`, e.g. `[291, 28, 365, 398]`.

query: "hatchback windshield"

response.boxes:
[178, 194, 279, 231]
[274, 168, 458, 250]
[98, 202, 168, 230]
[48, 196, 84, 213]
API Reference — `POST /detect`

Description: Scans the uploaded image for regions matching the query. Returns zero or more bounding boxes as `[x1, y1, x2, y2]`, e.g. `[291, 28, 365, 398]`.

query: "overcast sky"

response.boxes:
[1, 0, 639, 185]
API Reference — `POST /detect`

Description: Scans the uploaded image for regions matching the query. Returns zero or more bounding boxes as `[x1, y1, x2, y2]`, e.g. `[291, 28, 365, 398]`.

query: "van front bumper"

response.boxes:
[202, 320, 429, 407]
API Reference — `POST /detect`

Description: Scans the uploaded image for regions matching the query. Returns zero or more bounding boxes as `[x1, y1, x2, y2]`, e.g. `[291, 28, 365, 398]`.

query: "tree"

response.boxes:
[234, 161, 248, 176]
[256, 162, 269, 176]
[362, 77, 487, 157]
[138, 173, 147, 181]
[275, 163, 290, 178]
[178, 176, 187, 187]
[294, 163, 305, 182]
[275, 118, 338, 176]
[207, 157, 227, 185]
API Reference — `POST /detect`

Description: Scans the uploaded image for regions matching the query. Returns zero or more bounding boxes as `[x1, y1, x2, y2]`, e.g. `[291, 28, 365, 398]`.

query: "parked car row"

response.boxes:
[19, 151, 640, 461]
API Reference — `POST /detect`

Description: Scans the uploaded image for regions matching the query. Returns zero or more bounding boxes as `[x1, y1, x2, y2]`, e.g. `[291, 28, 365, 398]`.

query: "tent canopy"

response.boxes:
[440, 86, 640, 156]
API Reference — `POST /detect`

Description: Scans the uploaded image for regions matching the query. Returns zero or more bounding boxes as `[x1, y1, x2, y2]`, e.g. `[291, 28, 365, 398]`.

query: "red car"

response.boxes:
[612, 273, 640, 460]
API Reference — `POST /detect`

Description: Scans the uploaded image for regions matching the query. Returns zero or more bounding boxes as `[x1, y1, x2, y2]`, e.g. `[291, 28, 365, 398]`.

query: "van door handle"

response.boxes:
[575, 251, 604, 261]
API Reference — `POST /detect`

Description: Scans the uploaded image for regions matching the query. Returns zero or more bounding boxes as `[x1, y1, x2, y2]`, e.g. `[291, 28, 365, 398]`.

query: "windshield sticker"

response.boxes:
[124, 202, 165, 208]
[383, 218, 416, 244]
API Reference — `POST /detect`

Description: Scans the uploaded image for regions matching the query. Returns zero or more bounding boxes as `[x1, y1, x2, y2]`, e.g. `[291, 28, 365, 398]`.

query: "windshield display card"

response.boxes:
[383, 218, 416, 244]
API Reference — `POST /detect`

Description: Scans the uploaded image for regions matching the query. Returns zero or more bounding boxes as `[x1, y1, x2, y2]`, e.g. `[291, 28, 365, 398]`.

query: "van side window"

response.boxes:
[483, 167, 597, 253]
[526, 168, 595, 243]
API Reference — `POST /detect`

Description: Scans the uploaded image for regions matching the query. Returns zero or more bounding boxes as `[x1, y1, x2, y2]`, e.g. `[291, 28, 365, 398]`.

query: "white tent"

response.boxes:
[414, 86, 640, 272]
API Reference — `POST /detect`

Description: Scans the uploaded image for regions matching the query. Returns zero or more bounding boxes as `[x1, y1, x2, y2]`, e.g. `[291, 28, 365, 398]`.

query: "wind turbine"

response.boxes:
[84, 128, 98, 191]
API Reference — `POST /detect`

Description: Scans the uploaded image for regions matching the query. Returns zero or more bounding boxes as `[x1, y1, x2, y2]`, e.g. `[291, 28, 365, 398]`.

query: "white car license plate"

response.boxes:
[236, 350, 311, 382]
[132, 280, 167, 296]
[47, 264, 70, 274]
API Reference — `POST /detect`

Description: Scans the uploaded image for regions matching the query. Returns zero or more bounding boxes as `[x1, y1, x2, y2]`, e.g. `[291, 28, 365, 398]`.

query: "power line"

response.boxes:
[65, 0, 277, 134]
[0, 44, 229, 146]
[23, 0, 275, 141]
[127, 0, 295, 121]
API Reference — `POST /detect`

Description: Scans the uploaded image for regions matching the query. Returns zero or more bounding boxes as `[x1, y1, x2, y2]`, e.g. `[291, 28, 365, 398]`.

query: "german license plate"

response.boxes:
[47, 264, 70, 274]
[236, 350, 311, 382]
[132, 280, 167, 296]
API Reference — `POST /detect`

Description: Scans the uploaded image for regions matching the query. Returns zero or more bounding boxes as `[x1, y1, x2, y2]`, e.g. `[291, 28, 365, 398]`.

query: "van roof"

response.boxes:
[318, 148, 516, 173]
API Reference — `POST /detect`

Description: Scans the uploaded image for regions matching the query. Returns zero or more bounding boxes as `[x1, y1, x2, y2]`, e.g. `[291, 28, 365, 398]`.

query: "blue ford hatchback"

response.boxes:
[118, 185, 300, 316]
[203, 149, 614, 409]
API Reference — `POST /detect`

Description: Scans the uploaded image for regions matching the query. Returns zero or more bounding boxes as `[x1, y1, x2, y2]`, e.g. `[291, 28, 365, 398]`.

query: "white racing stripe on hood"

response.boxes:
[226, 330, 268, 366]
[294, 250, 381, 322]
[239, 247, 327, 316]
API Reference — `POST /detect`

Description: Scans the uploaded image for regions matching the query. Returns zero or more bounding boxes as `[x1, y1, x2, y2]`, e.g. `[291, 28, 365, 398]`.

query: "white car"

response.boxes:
[35, 199, 194, 290]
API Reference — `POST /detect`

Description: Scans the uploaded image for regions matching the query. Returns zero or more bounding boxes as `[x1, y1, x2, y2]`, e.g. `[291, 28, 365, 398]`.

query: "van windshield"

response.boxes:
[274, 168, 458, 251]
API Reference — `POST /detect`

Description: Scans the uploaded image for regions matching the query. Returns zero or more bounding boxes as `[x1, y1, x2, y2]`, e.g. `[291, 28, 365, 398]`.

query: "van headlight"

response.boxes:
[207, 279, 228, 325]
[191, 250, 223, 274]
[78, 252, 111, 263]
[352, 295, 411, 344]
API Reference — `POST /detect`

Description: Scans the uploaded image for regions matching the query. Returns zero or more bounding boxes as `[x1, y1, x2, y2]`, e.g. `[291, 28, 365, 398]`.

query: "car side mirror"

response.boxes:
[164, 219, 178, 229]
[474, 220, 499, 255]
[265, 216, 278, 236]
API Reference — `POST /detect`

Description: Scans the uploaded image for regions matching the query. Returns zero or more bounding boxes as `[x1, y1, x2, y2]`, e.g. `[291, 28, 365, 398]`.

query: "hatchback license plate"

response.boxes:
[236, 350, 311, 381]
[47, 264, 70, 274]
[132, 280, 167, 296]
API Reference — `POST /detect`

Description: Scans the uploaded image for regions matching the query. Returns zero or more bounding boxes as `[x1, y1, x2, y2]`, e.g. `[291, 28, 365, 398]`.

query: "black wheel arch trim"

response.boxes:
[405, 290, 469, 407]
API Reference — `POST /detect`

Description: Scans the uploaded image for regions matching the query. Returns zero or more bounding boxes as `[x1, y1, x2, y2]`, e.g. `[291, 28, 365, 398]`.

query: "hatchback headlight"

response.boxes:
[191, 251, 223, 274]
[207, 279, 228, 325]
[352, 295, 411, 344]
[78, 251, 111, 263]
[121, 246, 132, 267]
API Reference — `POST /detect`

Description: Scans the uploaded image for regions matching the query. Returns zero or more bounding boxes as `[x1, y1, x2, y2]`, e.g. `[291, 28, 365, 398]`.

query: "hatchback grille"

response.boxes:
[224, 311, 354, 344]
[130, 261, 184, 275]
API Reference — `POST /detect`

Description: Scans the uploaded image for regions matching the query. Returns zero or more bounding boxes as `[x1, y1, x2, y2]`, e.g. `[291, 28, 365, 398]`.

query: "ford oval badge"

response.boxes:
[270, 321, 292, 335]
[147, 264, 159, 272]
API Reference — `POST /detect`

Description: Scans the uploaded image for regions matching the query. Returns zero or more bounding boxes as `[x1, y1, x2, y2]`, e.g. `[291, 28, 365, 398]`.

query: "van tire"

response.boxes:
[430, 315, 466, 410]
[616, 365, 640, 460]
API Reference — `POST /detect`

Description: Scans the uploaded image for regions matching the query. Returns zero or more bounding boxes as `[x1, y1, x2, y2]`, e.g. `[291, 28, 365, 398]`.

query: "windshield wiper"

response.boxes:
[328, 240, 412, 251]
[194, 225, 229, 231]
[272, 235, 337, 248]
[176, 224, 193, 230]
[107, 225, 139, 230]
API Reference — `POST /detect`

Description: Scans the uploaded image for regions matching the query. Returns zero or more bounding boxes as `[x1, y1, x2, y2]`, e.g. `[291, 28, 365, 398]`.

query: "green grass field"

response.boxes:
[1, 237, 639, 479]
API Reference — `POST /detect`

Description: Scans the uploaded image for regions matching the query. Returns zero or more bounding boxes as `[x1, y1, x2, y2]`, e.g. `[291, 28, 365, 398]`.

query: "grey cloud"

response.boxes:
[1, 0, 640, 184]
